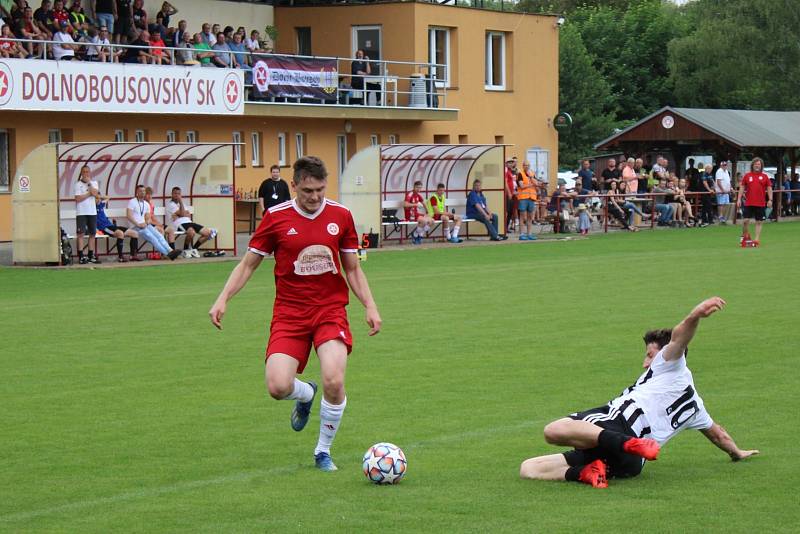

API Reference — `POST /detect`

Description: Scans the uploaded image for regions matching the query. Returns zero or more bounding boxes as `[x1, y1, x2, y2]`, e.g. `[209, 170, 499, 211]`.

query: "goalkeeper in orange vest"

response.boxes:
[516, 161, 539, 241]
[427, 183, 463, 244]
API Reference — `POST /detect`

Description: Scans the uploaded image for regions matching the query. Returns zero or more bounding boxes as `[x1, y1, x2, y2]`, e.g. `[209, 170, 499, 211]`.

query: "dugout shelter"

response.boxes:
[339, 144, 506, 246]
[12, 142, 237, 265]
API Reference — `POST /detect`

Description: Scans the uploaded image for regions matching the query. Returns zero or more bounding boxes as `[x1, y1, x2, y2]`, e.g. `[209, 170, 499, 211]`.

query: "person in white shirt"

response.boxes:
[72, 164, 101, 264]
[126, 184, 182, 261]
[52, 20, 77, 60]
[166, 186, 215, 258]
[520, 297, 758, 488]
[715, 160, 733, 223]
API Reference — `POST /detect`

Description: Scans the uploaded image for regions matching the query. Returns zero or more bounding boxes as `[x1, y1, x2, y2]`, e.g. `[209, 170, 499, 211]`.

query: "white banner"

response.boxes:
[0, 58, 244, 114]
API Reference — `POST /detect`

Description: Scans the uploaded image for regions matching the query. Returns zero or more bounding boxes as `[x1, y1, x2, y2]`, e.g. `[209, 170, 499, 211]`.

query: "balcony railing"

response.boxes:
[3, 37, 449, 110]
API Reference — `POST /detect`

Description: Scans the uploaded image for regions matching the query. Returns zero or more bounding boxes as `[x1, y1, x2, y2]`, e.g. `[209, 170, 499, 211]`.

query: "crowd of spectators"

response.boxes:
[0, 0, 271, 68]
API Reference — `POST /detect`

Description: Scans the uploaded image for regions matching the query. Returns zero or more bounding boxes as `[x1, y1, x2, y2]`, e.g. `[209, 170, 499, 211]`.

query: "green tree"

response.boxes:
[557, 24, 618, 166]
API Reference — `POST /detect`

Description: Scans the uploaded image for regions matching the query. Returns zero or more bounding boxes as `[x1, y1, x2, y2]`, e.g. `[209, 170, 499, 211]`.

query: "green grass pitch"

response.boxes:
[1, 223, 798, 532]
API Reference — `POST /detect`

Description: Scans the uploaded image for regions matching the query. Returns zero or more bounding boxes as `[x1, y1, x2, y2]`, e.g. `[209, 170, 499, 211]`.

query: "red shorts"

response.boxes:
[266, 305, 353, 373]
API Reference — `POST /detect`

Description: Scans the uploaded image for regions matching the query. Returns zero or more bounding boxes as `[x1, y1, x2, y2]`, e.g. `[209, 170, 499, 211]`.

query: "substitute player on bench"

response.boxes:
[520, 296, 758, 488]
[209, 156, 381, 472]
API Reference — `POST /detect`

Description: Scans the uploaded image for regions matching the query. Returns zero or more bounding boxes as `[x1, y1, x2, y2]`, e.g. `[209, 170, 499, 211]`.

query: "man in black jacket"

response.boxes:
[258, 164, 291, 213]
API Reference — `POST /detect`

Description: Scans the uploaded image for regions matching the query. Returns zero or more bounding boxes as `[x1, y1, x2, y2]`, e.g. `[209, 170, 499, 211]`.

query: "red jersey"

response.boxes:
[742, 172, 771, 207]
[504, 167, 516, 196]
[404, 191, 424, 220]
[248, 199, 359, 310]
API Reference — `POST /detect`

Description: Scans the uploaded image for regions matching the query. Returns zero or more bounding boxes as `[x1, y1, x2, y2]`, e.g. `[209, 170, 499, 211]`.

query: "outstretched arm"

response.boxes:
[662, 296, 726, 361]
[701, 422, 759, 461]
[208, 251, 263, 329]
[341, 252, 381, 336]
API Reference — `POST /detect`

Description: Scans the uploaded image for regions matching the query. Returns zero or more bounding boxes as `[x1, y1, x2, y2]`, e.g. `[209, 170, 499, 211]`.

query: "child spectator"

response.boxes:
[148, 28, 168, 64]
[0, 23, 26, 57]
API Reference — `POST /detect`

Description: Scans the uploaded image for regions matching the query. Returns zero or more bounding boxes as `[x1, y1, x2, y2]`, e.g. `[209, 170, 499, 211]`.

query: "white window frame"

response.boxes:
[388, 134, 397, 145]
[166, 130, 177, 143]
[337, 134, 347, 176]
[0, 129, 9, 193]
[351, 25, 382, 60]
[295, 133, 305, 160]
[370, 134, 379, 146]
[251, 131, 261, 167]
[134, 129, 146, 143]
[428, 27, 451, 88]
[48, 129, 61, 144]
[277, 132, 287, 166]
[485, 31, 506, 91]
[114, 129, 125, 142]
[186, 130, 197, 143]
[232, 131, 243, 167]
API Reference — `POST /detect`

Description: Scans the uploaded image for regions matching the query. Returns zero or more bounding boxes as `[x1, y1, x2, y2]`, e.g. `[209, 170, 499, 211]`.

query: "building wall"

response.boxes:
[135, 1, 273, 38]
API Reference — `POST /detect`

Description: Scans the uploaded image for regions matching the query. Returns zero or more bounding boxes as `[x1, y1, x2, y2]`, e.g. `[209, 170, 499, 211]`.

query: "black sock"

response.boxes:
[130, 238, 138, 255]
[88, 250, 94, 259]
[116, 239, 124, 257]
[169, 242, 175, 250]
[597, 429, 629, 454]
[78, 251, 84, 259]
[565, 465, 583, 482]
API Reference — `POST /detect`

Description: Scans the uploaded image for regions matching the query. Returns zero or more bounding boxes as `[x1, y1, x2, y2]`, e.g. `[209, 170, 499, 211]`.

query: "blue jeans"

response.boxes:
[96, 12, 114, 33]
[655, 204, 674, 223]
[623, 201, 645, 226]
[137, 225, 171, 255]
[474, 212, 500, 239]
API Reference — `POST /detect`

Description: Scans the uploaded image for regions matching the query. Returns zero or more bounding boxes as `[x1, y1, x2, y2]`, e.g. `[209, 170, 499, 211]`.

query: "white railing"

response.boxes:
[3, 37, 448, 109]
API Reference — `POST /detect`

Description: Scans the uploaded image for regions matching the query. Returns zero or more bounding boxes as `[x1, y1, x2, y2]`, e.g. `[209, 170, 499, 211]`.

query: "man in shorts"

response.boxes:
[73, 164, 101, 264]
[426, 183, 462, 243]
[516, 161, 538, 241]
[404, 180, 434, 245]
[166, 186, 216, 258]
[520, 297, 758, 488]
[209, 156, 382, 472]
[736, 157, 773, 246]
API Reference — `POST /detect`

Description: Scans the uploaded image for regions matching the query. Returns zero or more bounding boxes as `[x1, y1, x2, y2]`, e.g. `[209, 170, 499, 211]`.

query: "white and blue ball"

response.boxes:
[362, 442, 407, 484]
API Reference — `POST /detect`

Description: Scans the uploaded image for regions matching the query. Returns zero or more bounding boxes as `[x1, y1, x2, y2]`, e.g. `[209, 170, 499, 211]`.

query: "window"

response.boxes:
[388, 134, 398, 145]
[114, 129, 126, 142]
[494, 135, 505, 145]
[433, 134, 450, 144]
[48, 129, 61, 144]
[296, 27, 311, 56]
[277, 132, 287, 166]
[370, 134, 379, 146]
[458, 134, 468, 144]
[251, 131, 262, 167]
[352, 25, 382, 67]
[337, 134, 347, 176]
[232, 131, 243, 167]
[428, 27, 451, 87]
[0, 129, 9, 193]
[134, 129, 147, 142]
[186, 130, 197, 142]
[166, 130, 177, 143]
[485, 32, 506, 90]
[295, 133, 305, 160]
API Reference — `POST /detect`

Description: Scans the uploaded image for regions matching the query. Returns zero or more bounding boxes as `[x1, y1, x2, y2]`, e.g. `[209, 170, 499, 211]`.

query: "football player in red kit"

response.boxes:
[736, 157, 773, 246]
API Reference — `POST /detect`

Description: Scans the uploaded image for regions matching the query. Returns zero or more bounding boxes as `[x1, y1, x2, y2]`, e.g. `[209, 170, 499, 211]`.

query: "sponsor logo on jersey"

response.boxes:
[287, 227, 298, 235]
[293, 244, 337, 275]
[327, 222, 339, 236]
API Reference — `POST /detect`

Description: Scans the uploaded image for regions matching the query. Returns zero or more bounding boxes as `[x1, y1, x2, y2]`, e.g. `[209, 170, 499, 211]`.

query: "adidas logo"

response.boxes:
[287, 228, 298, 235]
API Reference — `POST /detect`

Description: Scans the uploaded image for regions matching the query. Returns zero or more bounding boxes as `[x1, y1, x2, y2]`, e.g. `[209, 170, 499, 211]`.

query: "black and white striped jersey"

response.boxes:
[608, 348, 714, 445]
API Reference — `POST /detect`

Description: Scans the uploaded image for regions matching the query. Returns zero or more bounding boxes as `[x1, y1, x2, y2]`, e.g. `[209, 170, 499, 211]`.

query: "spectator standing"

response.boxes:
[426, 182, 462, 244]
[503, 158, 517, 233]
[577, 159, 595, 196]
[73, 164, 101, 264]
[516, 160, 538, 241]
[52, 19, 76, 59]
[736, 157, 773, 246]
[699, 164, 715, 226]
[130, 0, 145, 31]
[686, 157, 703, 193]
[92, 0, 115, 35]
[467, 179, 507, 241]
[403, 180, 433, 245]
[714, 160, 732, 223]
[600, 158, 620, 191]
[622, 157, 638, 196]
[113, 0, 131, 44]
[155, 1, 176, 27]
[126, 184, 182, 260]
[350, 49, 370, 104]
[200, 22, 214, 45]
[635, 158, 649, 194]
[258, 164, 291, 213]
[170, 17, 185, 47]
[790, 173, 800, 216]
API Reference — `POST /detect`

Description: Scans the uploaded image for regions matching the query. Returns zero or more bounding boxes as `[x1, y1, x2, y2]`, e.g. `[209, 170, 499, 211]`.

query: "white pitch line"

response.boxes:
[0, 419, 543, 523]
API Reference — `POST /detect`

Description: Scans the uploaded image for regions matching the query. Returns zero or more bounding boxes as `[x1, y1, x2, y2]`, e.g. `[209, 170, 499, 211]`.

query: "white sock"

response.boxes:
[423, 225, 430, 233]
[314, 397, 347, 455]
[445, 227, 451, 239]
[414, 227, 422, 237]
[452, 225, 460, 238]
[284, 378, 314, 402]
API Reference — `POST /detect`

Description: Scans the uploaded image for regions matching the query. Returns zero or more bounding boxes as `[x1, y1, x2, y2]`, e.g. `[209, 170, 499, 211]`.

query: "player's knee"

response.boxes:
[321, 375, 344, 397]
[186, 228, 196, 238]
[543, 421, 567, 445]
[266, 379, 293, 400]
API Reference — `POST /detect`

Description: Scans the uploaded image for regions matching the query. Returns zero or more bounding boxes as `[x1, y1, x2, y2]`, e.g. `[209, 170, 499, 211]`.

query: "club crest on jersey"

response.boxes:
[327, 223, 340, 236]
[294, 245, 338, 276]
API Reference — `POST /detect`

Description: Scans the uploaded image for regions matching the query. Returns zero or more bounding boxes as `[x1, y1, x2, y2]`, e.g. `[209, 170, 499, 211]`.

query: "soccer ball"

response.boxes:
[362, 442, 407, 484]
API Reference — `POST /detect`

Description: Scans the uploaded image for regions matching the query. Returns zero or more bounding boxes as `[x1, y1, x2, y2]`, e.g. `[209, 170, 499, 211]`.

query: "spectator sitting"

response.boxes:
[17, 7, 46, 56]
[245, 29, 262, 53]
[651, 177, 676, 226]
[148, 28, 169, 64]
[549, 183, 578, 232]
[192, 32, 215, 67]
[618, 180, 649, 228]
[124, 28, 152, 63]
[33, 0, 54, 39]
[96, 195, 139, 262]
[143, 186, 165, 235]
[94, 25, 121, 62]
[426, 182, 463, 243]
[467, 179, 507, 241]
[175, 30, 197, 65]
[81, 25, 101, 61]
[211, 31, 234, 67]
[166, 186, 216, 258]
[68, 0, 88, 34]
[223, 25, 233, 44]
[675, 178, 696, 226]
[126, 184, 181, 261]
[229, 31, 249, 70]
[0, 23, 26, 57]
[52, 19, 77, 60]
[51, 0, 70, 33]
[403, 180, 434, 245]
[131, 0, 146, 31]
[156, 1, 177, 28]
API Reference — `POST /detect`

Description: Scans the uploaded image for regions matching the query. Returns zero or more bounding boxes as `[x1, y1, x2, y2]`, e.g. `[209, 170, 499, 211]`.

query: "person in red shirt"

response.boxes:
[149, 30, 169, 64]
[403, 180, 434, 245]
[209, 156, 382, 472]
[504, 158, 518, 233]
[736, 157, 773, 246]
[51, 0, 70, 32]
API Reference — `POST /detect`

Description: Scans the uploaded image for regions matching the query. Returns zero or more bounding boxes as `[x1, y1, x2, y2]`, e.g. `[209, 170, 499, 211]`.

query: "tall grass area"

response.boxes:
[1, 223, 798, 532]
